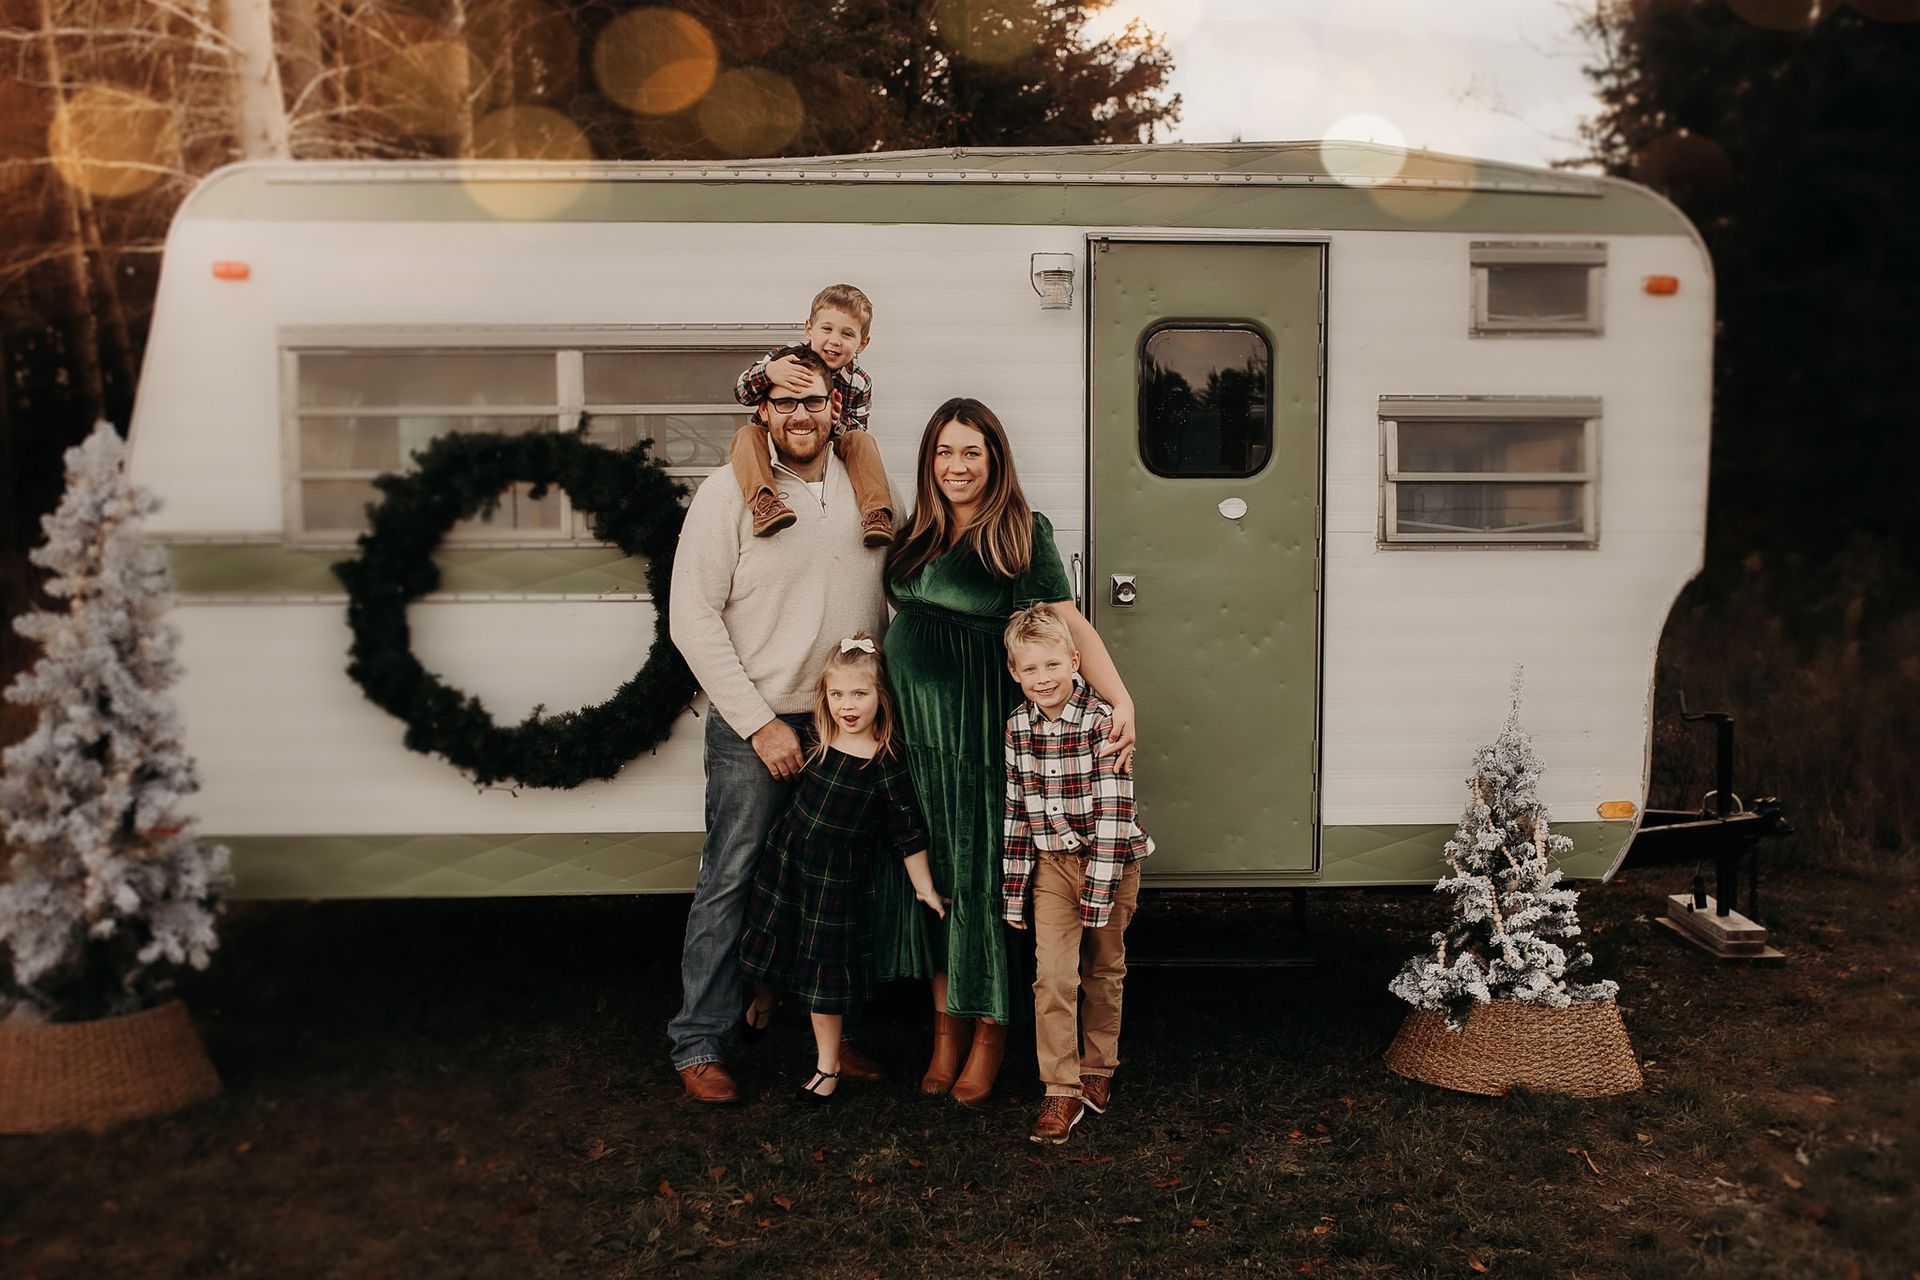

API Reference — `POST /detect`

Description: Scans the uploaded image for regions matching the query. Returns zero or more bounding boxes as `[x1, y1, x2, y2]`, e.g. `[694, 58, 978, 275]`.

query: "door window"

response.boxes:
[1138, 325, 1271, 477]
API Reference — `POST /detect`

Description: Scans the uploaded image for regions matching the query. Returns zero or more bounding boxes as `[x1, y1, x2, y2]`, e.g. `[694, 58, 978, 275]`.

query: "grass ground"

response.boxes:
[1, 857, 1915, 1279]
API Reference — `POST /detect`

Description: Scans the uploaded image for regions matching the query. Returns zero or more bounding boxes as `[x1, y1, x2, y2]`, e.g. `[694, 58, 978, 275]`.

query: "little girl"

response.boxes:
[737, 635, 946, 1101]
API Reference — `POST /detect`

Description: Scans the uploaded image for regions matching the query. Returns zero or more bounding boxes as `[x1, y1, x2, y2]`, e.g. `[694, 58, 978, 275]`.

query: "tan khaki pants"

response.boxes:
[1030, 854, 1142, 1097]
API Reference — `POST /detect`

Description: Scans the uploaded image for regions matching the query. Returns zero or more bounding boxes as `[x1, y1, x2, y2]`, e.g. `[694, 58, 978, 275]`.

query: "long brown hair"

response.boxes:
[806, 636, 898, 764]
[885, 397, 1034, 585]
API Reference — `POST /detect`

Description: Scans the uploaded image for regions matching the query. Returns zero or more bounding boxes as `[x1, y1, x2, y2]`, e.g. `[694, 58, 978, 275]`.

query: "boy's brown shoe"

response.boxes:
[837, 1039, 884, 1083]
[750, 491, 796, 537]
[1079, 1074, 1111, 1115]
[1028, 1096, 1085, 1145]
[677, 1062, 741, 1105]
[860, 509, 895, 547]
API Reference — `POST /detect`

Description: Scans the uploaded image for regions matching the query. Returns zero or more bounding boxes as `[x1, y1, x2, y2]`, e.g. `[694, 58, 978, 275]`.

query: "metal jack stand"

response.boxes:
[1623, 696, 1791, 963]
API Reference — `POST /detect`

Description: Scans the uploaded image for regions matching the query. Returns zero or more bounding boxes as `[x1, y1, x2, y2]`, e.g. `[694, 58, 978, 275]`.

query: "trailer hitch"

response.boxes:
[1622, 694, 1792, 961]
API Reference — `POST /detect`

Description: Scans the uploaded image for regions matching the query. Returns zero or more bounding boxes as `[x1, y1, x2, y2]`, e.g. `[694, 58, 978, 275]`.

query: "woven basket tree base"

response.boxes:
[0, 999, 221, 1134]
[1385, 997, 1643, 1098]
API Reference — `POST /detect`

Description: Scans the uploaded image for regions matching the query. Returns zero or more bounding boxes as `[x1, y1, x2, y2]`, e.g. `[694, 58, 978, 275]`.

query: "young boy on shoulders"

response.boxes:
[1000, 605, 1154, 1146]
[731, 283, 893, 545]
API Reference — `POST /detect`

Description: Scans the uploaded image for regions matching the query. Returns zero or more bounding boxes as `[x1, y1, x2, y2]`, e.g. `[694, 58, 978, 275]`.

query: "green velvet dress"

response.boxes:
[874, 512, 1073, 1023]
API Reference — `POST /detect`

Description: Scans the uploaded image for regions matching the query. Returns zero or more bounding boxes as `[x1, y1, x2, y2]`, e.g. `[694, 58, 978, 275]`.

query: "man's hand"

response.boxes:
[766, 354, 814, 394]
[751, 719, 806, 780]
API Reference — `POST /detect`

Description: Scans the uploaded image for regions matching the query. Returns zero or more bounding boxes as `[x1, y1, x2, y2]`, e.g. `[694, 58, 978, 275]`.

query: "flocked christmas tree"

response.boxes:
[0, 422, 230, 1023]
[1390, 673, 1618, 1030]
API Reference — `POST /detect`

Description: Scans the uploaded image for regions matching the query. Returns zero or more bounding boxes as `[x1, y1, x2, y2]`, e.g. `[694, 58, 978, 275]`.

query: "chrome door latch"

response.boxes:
[1110, 573, 1138, 607]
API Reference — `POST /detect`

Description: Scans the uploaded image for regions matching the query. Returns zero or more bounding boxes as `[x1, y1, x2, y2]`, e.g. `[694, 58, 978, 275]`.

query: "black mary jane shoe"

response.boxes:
[797, 1069, 840, 1105]
[740, 994, 776, 1046]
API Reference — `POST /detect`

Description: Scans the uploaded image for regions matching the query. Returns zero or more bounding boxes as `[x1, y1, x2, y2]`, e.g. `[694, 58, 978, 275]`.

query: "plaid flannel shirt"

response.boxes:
[1001, 682, 1153, 929]
[734, 346, 873, 436]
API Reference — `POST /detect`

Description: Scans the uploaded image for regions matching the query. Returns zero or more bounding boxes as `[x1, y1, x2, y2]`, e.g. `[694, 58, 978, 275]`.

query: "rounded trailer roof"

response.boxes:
[180, 142, 1691, 237]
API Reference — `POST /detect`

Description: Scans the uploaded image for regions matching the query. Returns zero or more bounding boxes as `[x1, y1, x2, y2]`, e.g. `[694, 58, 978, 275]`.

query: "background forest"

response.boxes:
[1, 0, 1915, 860]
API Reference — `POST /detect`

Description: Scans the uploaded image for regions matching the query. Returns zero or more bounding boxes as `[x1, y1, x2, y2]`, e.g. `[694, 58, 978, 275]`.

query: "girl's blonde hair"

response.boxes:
[885, 397, 1034, 587]
[807, 634, 899, 764]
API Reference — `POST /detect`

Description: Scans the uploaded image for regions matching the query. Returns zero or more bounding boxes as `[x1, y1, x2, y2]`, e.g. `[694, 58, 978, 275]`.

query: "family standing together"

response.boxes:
[666, 285, 1151, 1145]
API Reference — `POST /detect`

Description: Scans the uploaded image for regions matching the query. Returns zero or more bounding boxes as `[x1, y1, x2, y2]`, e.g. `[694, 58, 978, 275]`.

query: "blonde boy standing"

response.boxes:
[1000, 605, 1153, 1145]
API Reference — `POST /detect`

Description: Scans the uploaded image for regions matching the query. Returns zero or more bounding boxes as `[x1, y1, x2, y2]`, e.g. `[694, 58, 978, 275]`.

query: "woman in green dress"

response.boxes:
[874, 397, 1138, 1106]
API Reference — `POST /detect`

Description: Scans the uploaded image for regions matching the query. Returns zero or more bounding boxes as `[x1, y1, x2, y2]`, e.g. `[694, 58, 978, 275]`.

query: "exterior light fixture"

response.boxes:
[1030, 252, 1076, 309]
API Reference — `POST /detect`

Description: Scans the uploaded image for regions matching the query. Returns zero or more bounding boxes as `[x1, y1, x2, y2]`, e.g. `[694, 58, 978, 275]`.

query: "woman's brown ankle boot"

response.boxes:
[949, 1019, 1007, 1107]
[920, 1008, 974, 1095]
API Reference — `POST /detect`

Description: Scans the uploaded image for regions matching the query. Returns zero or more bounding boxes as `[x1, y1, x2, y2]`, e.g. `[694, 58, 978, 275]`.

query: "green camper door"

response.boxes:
[1089, 240, 1323, 878]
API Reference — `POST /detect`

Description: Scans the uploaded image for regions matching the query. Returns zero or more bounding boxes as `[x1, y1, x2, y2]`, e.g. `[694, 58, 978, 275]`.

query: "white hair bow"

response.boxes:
[840, 636, 876, 654]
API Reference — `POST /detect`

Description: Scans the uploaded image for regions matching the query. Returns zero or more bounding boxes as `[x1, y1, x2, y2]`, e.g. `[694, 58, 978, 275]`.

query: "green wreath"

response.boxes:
[332, 428, 696, 790]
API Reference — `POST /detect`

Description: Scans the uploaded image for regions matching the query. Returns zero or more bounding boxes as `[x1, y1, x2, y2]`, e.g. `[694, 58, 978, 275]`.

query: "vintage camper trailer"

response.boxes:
[124, 143, 1712, 899]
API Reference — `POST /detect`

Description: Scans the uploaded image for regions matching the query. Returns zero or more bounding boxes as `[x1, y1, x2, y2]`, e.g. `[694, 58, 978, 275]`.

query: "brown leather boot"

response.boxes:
[919, 1008, 974, 1095]
[750, 490, 795, 537]
[948, 1019, 1007, 1107]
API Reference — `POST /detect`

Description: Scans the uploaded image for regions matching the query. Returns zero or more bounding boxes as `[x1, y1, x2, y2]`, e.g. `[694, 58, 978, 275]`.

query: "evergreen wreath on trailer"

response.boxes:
[332, 427, 696, 791]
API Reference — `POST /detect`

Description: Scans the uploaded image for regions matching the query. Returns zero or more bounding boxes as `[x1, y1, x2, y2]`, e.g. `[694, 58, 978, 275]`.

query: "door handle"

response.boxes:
[1110, 573, 1137, 607]
[1071, 552, 1084, 612]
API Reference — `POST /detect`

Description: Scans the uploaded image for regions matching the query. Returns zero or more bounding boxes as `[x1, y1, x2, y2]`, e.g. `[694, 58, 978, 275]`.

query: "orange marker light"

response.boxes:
[1597, 800, 1637, 820]
[212, 260, 251, 281]
[1642, 274, 1679, 296]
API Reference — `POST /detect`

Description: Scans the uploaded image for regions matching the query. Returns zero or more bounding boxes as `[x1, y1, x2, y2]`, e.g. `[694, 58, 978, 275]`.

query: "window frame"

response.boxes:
[1468, 241, 1606, 337]
[1378, 395, 1601, 548]
[280, 324, 790, 546]
[1135, 320, 1275, 480]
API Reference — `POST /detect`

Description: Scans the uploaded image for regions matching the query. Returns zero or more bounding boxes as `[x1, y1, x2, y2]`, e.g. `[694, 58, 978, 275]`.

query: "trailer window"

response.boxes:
[581, 350, 758, 473]
[285, 338, 769, 542]
[1470, 242, 1605, 336]
[1379, 397, 1599, 545]
[1138, 325, 1270, 478]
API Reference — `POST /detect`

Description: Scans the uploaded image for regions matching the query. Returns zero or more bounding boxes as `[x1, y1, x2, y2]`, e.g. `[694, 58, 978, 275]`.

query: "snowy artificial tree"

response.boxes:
[0, 422, 230, 1023]
[1389, 674, 1618, 1031]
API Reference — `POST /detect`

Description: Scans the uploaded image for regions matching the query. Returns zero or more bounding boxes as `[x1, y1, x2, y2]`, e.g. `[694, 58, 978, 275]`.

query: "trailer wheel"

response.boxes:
[331, 428, 696, 789]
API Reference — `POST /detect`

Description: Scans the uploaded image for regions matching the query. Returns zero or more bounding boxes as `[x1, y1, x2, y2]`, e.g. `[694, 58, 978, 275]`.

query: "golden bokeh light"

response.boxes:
[934, 0, 1046, 64]
[370, 38, 475, 137]
[1319, 117, 1408, 188]
[1368, 152, 1477, 223]
[697, 67, 804, 158]
[472, 105, 593, 160]
[468, 0, 579, 106]
[463, 107, 595, 219]
[48, 85, 178, 198]
[593, 8, 719, 116]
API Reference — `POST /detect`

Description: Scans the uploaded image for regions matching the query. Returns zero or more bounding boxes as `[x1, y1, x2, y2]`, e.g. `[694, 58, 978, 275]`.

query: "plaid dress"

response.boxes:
[738, 745, 928, 1013]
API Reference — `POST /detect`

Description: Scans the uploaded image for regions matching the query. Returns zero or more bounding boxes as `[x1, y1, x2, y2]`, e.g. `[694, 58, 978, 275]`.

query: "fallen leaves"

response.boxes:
[1780, 1172, 1804, 1190]
[1568, 1146, 1603, 1176]
[772, 1195, 794, 1212]
[584, 1140, 616, 1163]
[1468, 1256, 1490, 1273]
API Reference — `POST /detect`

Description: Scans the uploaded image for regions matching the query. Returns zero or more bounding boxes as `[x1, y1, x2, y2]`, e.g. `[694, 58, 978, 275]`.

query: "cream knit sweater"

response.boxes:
[667, 447, 891, 738]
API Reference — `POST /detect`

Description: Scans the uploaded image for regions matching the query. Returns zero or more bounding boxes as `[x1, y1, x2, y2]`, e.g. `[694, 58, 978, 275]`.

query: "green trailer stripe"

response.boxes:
[181, 162, 1688, 238]
[218, 822, 1631, 899]
[167, 544, 651, 596]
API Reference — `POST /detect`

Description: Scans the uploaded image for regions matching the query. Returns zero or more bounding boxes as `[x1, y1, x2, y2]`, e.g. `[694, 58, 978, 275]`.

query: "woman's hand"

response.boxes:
[1096, 698, 1137, 775]
[915, 887, 950, 920]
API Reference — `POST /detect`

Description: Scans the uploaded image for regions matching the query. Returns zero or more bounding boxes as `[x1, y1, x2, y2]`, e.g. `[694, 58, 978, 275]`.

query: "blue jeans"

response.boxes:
[667, 711, 807, 1069]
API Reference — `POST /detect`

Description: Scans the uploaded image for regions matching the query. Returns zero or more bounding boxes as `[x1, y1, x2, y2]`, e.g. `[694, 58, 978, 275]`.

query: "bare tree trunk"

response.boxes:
[446, 0, 475, 158]
[222, 0, 291, 159]
[278, 0, 324, 142]
[29, 0, 105, 418]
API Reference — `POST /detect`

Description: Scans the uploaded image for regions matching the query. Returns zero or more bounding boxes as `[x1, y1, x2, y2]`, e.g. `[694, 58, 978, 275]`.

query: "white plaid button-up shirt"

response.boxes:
[1002, 682, 1152, 928]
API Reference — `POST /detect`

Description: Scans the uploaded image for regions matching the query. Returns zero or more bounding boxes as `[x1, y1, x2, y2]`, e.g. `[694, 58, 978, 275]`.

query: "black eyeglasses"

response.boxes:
[768, 395, 830, 414]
